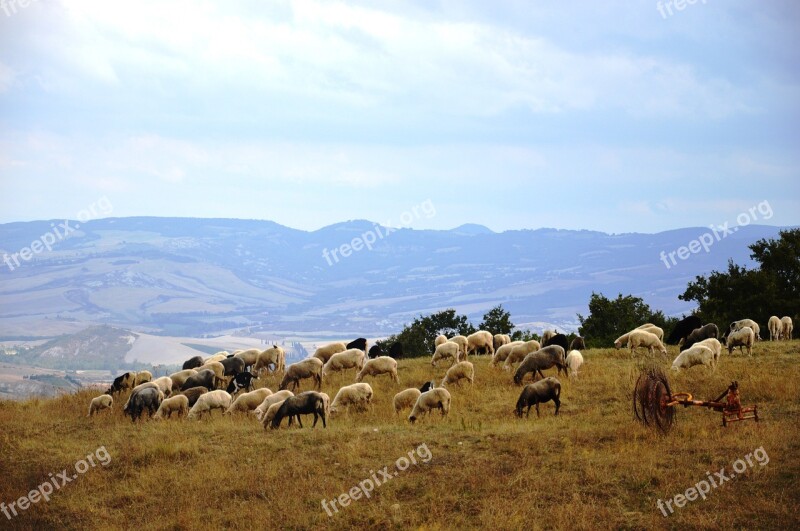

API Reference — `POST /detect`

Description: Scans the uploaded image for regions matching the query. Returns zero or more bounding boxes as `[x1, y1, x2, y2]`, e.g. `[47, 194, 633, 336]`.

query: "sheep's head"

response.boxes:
[408, 415, 417, 424]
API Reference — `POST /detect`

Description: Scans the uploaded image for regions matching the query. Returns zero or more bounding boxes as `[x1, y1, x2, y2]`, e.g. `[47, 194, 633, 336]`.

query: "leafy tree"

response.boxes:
[680, 228, 800, 327]
[478, 305, 515, 335]
[376, 309, 476, 358]
[577, 292, 673, 348]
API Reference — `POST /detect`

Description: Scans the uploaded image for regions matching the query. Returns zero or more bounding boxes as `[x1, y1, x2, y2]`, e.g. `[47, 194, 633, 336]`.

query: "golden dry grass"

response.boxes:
[1, 342, 799, 530]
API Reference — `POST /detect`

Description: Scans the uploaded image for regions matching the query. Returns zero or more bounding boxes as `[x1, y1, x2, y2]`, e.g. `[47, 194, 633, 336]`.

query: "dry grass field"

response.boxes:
[1, 342, 799, 530]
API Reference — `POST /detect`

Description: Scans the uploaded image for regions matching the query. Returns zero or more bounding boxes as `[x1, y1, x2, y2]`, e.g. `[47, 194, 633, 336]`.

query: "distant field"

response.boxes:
[1, 342, 798, 530]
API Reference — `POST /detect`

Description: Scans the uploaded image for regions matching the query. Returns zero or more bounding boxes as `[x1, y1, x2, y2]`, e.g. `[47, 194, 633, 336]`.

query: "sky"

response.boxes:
[0, 0, 798, 234]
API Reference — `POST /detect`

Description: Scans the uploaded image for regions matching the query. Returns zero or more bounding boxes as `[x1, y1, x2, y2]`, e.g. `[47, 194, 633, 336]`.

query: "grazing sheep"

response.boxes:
[493, 334, 511, 351]
[106, 371, 136, 396]
[408, 388, 451, 424]
[431, 342, 460, 367]
[204, 352, 228, 364]
[220, 356, 246, 377]
[270, 391, 327, 429]
[781, 316, 793, 341]
[466, 330, 494, 357]
[123, 387, 163, 422]
[279, 358, 324, 391]
[313, 342, 347, 363]
[681, 324, 720, 350]
[419, 380, 437, 393]
[187, 390, 232, 420]
[253, 346, 286, 376]
[393, 388, 422, 415]
[513, 346, 567, 385]
[134, 370, 152, 386]
[225, 388, 273, 414]
[356, 356, 399, 383]
[254, 390, 294, 421]
[696, 338, 722, 360]
[330, 383, 374, 415]
[262, 400, 288, 427]
[182, 356, 204, 370]
[727, 326, 755, 356]
[636, 323, 655, 330]
[730, 319, 761, 341]
[768, 315, 782, 341]
[543, 333, 569, 353]
[671, 344, 717, 372]
[626, 330, 668, 357]
[87, 394, 113, 417]
[449, 335, 468, 359]
[226, 371, 257, 396]
[565, 350, 584, 380]
[181, 369, 217, 391]
[613, 331, 633, 349]
[153, 394, 189, 419]
[441, 361, 474, 388]
[638, 325, 664, 341]
[234, 348, 261, 370]
[434, 334, 448, 348]
[199, 361, 225, 388]
[667, 315, 703, 345]
[389, 341, 403, 359]
[541, 330, 555, 345]
[149, 376, 173, 397]
[515, 377, 561, 418]
[181, 386, 209, 407]
[323, 348, 366, 377]
[492, 341, 524, 367]
[569, 337, 586, 351]
[169, 369, 198, 390]
[502, 340, 542, 371]
[347, 338, 368, 352]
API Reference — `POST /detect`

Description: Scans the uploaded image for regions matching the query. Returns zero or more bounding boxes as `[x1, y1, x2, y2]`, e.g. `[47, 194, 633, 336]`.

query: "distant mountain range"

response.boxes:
[0, 217, 791, 339]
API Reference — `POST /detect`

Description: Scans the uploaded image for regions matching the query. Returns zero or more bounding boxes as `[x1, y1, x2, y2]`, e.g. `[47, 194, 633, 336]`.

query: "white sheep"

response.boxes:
[466, 330, 494, 357]
[198, 361, 225, 387]
[696, 338, 722, 360]
[441, 361, 474, 388]
[626, 330, 667, 356]
[393, 388, 421, 415]
[153, 394, 189, 419]
[329, 383, 374, 415]
[262, 399, 288, 427]
[313, 342, 347, 363]
[541, 330, 556, 345]
[671, 345, 717, 372]
[449, 335, 468, 359]
[169, 369, 198, 390]
[730, 319, 761, 341]
[492, 341, 524, 367]
[356, 356, 399, 383]
[234, 348, 261, 369]
[253, 390, 294, 421]
[87, 394, 113, 417]
[187, 390, 232, 420]
[638, 325, 664, 341]
[431, 342, 460, 367]
[768, 315, 782, 341]
[727, 326, 755, 356]
[493, 333, 511, 350]
[279, 358, 324, 391]
[781, 316, 793, 341]
[204, 352, 229, 364]
[434, 334, 448, 348]
[225, 388, 273, 414]
[149, 376, 173, 397]
[408, 388, 451, 423]
[636, 323, 655, 329]
[565, 350, 584, 380]
[322, 348, 366, 377]
[253, 346, 286, 375]
[134, 370, 152, 386]
[502, 340, 541, 371]
[613, 331, 633, 349]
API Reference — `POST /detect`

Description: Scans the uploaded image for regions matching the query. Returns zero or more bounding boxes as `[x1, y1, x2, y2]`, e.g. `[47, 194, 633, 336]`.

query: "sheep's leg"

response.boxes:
[554, 397, 560, 416]
[535, 403, 540, 417]
[312, 412, 318, 428]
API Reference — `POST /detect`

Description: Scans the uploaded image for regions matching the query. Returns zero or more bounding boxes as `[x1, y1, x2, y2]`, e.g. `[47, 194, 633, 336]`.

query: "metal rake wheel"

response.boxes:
[633, 366, 675, 433]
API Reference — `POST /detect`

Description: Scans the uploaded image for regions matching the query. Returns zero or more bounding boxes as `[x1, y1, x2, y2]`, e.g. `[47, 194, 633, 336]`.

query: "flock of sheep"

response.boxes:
[85, 315, 794, 427]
